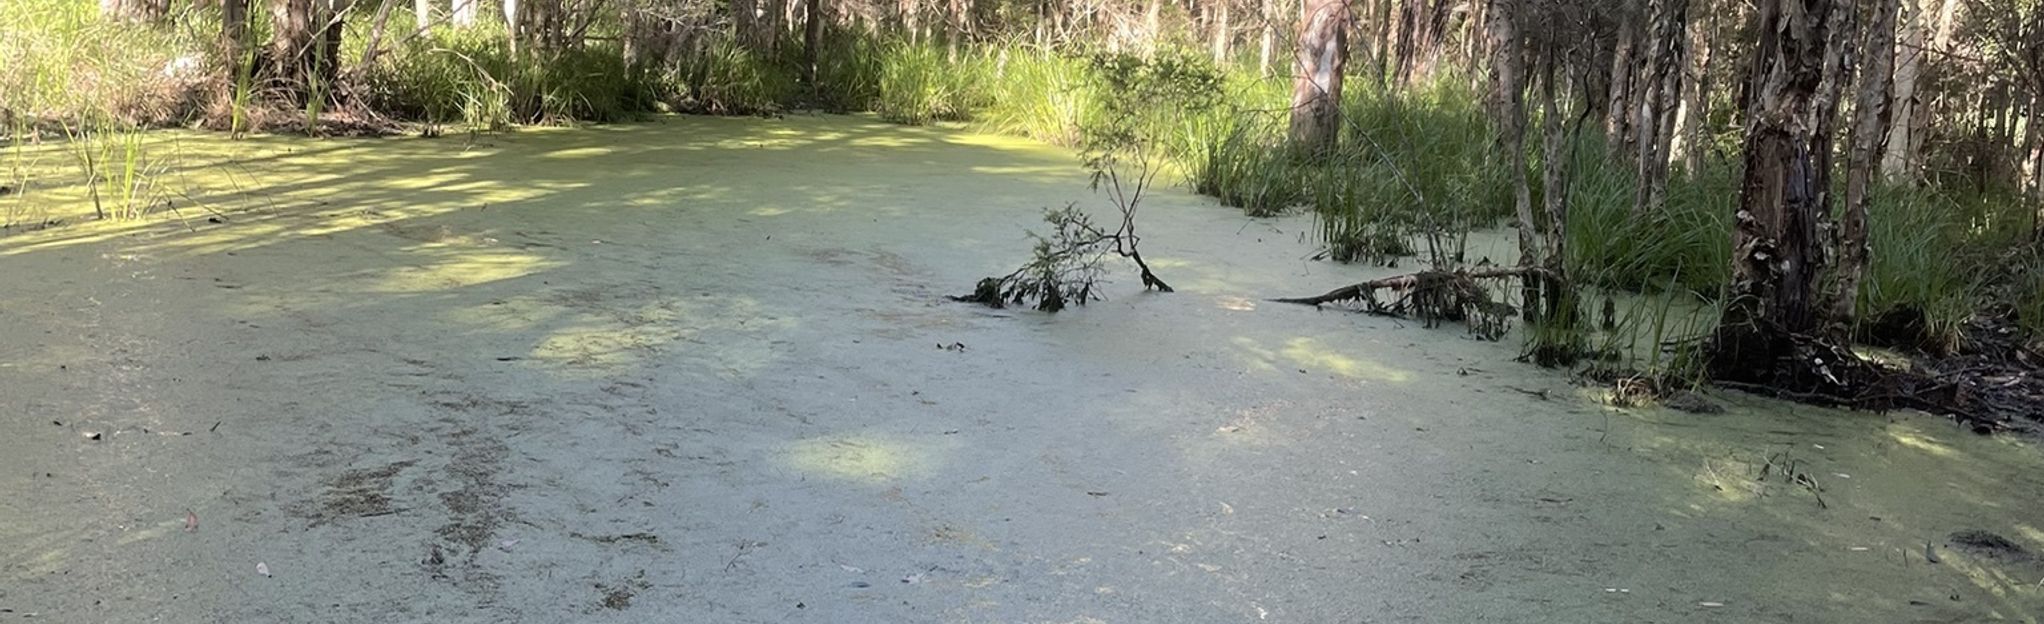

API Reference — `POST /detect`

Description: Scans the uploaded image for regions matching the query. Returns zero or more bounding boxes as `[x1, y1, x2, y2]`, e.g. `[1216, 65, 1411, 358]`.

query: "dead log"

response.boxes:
[1273, 266, 1549, 340]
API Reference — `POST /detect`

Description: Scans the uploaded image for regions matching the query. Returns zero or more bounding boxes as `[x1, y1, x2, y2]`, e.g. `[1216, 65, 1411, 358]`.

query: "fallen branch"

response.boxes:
[1272, 266, 1549, 339]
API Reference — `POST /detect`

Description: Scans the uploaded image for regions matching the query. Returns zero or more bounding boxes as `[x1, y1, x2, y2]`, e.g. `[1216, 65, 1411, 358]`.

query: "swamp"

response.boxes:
[3, 0, 2044, 620]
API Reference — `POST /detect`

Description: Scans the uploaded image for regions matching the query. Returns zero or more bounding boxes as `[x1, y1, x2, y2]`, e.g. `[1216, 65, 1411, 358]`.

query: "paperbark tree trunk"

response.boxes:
[1709, 0, 1844, 380]
[1671, 3, 1715, 176]
[1212, 0, 1232, 65]
[1631, 0, 1688, 215]
[1484, 0, 1539, 320]
[1827, 0, 1900, 334]
[1289, 0, 1347, 153]
[1604, 2, 1639, 159]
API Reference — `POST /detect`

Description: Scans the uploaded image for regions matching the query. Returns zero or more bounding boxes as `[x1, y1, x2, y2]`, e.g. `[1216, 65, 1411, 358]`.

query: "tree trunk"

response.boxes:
[318, 0, 347, 90]
[414, 0, 431, 31]
[1827, 0, 1900, 334]
[1212, 0, 1232, 65]
[1881, 0, 1929, 180]
[1538, 57, 1575, 330]
[1289, 0, 1347, 153]
[1142, 0, 1161, 57]
[2026, 88, 2042, 237]
[361, 0, 399, 68]
[1631, 0, 1688, 215]
[1885, 0, 1959, 180]
[1604, 2, 1638, 158]
[452, 0, 477, 27]
[224, 0, 251, 63]
[505, 0, 521, 51]
[1671, 3, 1715, 175]
[804, 0, 823, 85]
[1392, 0, 1447, 86]
[1709, 0, 1843, 381]
[1257, 0, 1275, 75]
[270, 0, 317, 89]
[1485, 0, 1538, 320]
[764, 0, 784, 50]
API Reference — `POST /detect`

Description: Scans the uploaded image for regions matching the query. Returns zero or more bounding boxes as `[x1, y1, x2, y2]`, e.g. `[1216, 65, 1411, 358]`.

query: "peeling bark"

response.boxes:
[1289, 0, 1347, 153]
[1710, 0, 1843, 383]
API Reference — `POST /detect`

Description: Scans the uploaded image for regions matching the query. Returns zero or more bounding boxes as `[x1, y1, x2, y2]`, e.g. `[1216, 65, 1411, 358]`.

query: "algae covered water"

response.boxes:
[2, 116, 2040, 622]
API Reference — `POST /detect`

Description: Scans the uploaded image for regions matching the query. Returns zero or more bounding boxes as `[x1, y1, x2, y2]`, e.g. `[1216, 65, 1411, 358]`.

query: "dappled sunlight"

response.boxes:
[525, 295, 792, 379]
[1212, 295, 1257, 311]
[848, 135, 929, 148]
[1885, 424, 1958, 458]
[1942, 554, 2043, 604]
[940, 132, 1053, 152]
[1278, 338, 1410, 382]
[4, 114, 1075, 261]
[1247, 336, 1410, 383]
[1689, 456, 1764, 505]
[968, 163, 1074, 178]
[1137, 256, 1260, 294]
[365, 248, 560, 293]
[531, 322, 685, 371]
[2017, 525, 2044, 551]
[1229, 336, 1410, 382]
[782, 434, 950, 483]
[541, 146, 617, 159]
[2, 522, 83, 581]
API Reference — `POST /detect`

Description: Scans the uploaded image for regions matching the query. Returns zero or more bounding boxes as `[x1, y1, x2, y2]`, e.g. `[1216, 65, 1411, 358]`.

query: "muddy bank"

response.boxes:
[2, 115, 2041, 622]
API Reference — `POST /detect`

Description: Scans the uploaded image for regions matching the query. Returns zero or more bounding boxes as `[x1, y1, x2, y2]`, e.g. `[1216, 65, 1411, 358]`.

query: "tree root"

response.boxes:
[1706, 317, 2043, 435]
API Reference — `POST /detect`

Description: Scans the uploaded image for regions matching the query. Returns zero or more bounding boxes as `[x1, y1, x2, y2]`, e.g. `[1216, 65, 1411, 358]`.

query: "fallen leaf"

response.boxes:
[184, 510, 198, 533]
[256, 562, 271, 577]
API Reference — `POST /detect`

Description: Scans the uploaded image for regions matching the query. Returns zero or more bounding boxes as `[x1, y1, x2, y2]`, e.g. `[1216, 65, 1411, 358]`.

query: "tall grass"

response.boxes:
[0, 0, 207, 125]
[874, 41, 985, 125]
[1566, 143, 1733, 297]
[1857, 185, 1976, 349]
[363, 18, 657, 127]
[975, 48, 1098, 145]
[1182, 112, 1303, 216]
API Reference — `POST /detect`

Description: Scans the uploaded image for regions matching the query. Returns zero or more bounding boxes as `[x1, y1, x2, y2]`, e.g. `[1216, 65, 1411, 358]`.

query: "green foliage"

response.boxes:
[682, 39, 798, 116]
[874, 41, 984, 125]
[0, 0, 208, 124]
[957, 203, 1111, 312]
[1183, 113, 1303, 216]
[1566, 142, 1732, 297]
[810, 28, 885, 112]
[1078, 50, 1224, 149]
[975, 48, 1098, 145]
[361, 20, 657, 127]
[1326, 78, 1507, 266]
[1859, 185, 1977, 349]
